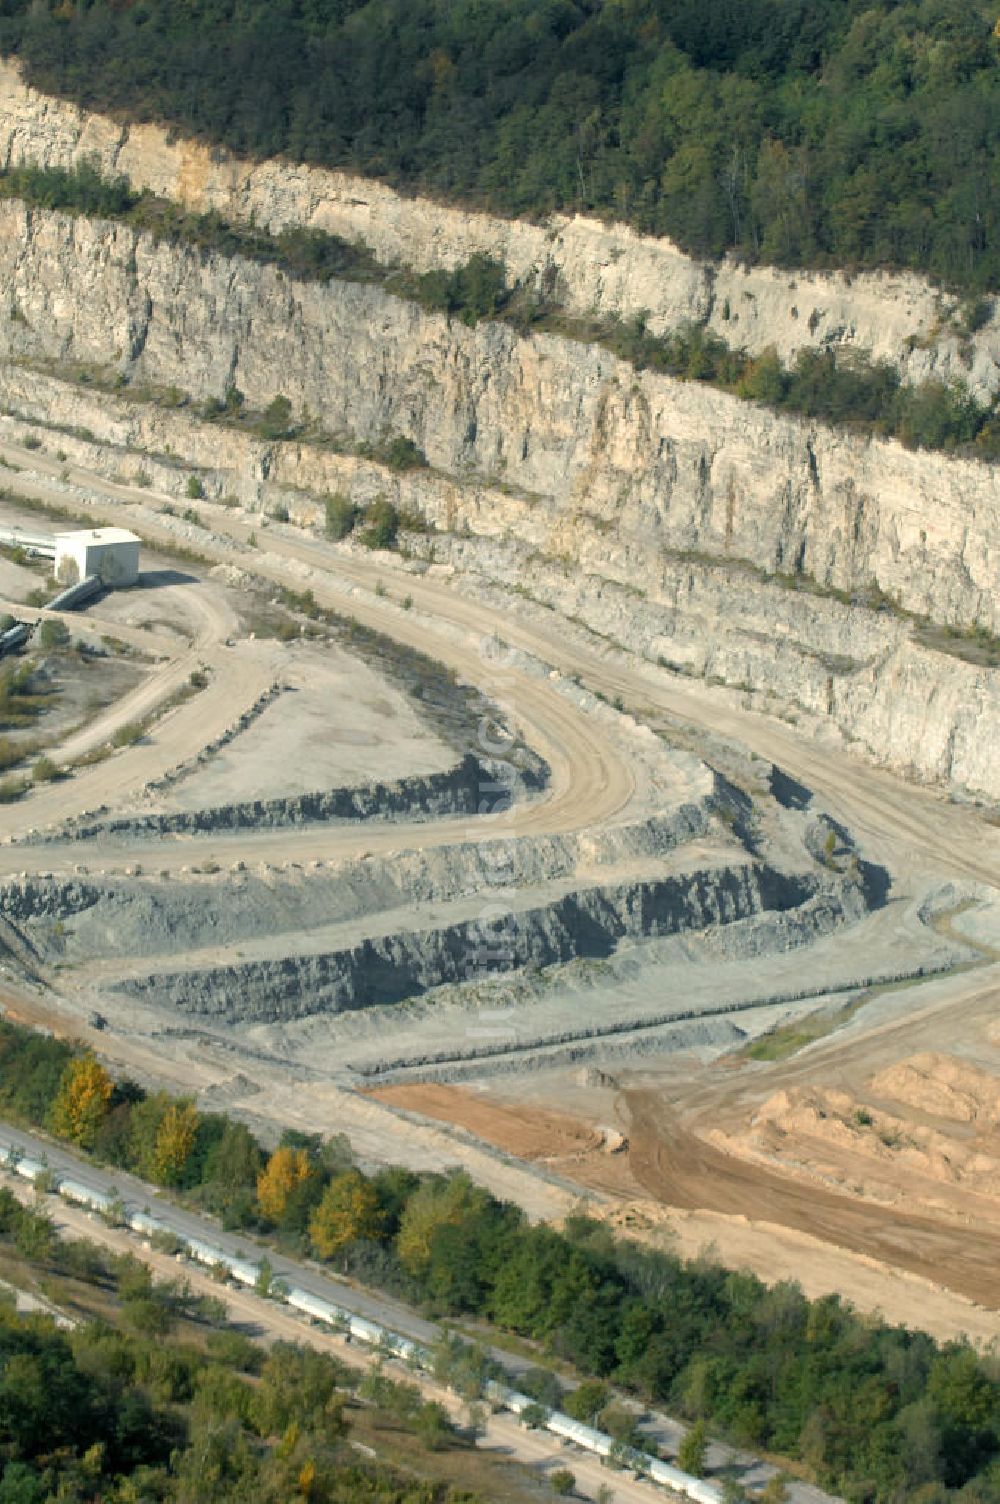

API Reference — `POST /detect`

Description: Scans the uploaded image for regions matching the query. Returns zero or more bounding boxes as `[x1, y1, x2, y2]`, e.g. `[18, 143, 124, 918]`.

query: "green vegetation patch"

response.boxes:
[915, 619, 1000, 669]
[0, 661, 51, 730]
[1, 1015, 1000, 1500]
[0, 1184, 504, 1503]
[3, 0, 1000, 293]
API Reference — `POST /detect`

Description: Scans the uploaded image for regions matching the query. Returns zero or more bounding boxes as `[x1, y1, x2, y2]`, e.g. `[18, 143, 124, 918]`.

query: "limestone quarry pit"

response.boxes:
[1, 69, 1000, 1348]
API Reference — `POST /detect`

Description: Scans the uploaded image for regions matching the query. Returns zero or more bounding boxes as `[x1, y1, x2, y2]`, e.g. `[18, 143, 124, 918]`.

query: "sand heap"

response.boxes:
[709, 1054, 1000, 1221]
[871, 1051, 1000, 1125]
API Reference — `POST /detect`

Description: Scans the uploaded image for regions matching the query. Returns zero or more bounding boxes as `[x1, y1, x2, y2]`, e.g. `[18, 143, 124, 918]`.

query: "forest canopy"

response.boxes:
[3, 1017, 1000, 1501]
[0, 0, 998, 290]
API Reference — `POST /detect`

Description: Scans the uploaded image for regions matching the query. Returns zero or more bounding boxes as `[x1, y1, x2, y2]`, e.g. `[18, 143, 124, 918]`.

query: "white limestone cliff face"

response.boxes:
[0, 60, 998, 400]
[0, 218, 997, 799]
[1, 201, 996, 637]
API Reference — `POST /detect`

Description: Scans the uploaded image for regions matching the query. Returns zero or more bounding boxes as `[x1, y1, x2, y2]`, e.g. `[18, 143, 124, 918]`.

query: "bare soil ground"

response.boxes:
[0, 550, 44, 600]
[2, 434, 1000, 1351]
[702, 1035, 1000, 1223]
[368, 1073, 1000, 1344]
[369, 1082, 612, 1166]
[158, 638, 454, 808]
[622, 1085, 1000, 1309]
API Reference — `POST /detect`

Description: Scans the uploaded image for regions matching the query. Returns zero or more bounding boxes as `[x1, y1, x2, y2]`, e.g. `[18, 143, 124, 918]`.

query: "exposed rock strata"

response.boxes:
[0, 60, 997, 398]
[0, 198, 997, 796]
[0, 808, 716, 961]
[0, 203, 996, 639]
[38, 752, 547, 843]
[0, 354, 998, 795]
[114, 862, 819, 1022]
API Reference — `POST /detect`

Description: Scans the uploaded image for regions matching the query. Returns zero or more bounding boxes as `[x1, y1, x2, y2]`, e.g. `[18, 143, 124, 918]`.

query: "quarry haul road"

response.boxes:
[3, 446, 1000, 1343]
[290, 544, 1000, 890]
[0, 441, 996, 896]
[0, 446, 636, 864]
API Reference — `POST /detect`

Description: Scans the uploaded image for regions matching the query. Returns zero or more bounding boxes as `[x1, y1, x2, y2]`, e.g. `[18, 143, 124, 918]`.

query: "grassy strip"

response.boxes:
[740, 995, 872, 1062]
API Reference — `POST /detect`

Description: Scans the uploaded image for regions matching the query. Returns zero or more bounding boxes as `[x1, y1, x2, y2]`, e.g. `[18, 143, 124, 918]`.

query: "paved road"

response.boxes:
[0, 1119, 440, 1347]
[1, 1171, 661, 1504]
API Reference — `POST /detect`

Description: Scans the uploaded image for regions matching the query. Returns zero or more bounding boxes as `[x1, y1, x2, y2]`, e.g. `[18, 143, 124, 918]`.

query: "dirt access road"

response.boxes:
[0, 545, 279, 835]
[625, 1084, 1000, 1310]
[365, 1075, 1000, 1345]
[0, 446, 636, 866]
[2, 442, 1000, 1342]
[2, 435, 995, 890]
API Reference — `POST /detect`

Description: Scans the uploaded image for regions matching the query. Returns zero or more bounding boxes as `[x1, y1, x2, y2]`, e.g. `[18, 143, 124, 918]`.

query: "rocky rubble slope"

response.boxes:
[113, 862, 818, 1024]
[43, 752, 547, 842]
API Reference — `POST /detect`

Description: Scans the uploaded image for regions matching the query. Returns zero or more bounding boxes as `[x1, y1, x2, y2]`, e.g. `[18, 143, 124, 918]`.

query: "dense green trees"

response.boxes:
[48, 1054, 113, 1149]
[3, 1016, 1000, 1499]
[0, 1022, 73, 1127]
[309, 1170, 383, 1260]
[0, 1190, 474, 1501]
[1, 1, 1000, 290]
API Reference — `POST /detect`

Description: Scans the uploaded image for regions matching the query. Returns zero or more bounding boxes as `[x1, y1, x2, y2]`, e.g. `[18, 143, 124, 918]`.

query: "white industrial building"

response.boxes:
[54, 527, 140, 588]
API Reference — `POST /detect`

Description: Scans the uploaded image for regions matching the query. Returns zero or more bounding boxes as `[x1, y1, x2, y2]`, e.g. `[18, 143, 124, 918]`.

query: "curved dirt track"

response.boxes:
[4, 442, 1000, 1339]
[0, 445, 636, 865]
[0, 617, 635, 868]
[1, 436, 992, 884]
[182, 498, 1000, 892]
[1, 436, 996, 890]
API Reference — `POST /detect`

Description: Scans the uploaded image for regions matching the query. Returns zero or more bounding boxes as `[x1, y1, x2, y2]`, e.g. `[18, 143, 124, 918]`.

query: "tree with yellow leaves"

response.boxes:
[49, 1054, 113, 1149]
[150, 1100, 199, 1187]
[309, 1171, 382, 1261]
[396, 1171, 490, 1275]
[297, 1458, 317, 1500]
[256, 1146, 313, 1223]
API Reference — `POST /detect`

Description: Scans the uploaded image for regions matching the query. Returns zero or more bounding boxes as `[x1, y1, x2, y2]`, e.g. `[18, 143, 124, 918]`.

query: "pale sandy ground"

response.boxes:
[368, 1076, 1000, 1346]
[157, 639, 454, 808]
[0, 551, 43, 601]
[1, 438, 1000, 1349]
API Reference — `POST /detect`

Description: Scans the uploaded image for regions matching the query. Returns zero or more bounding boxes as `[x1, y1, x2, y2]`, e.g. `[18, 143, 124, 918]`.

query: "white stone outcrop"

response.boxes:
[0, 59, 998, 399]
